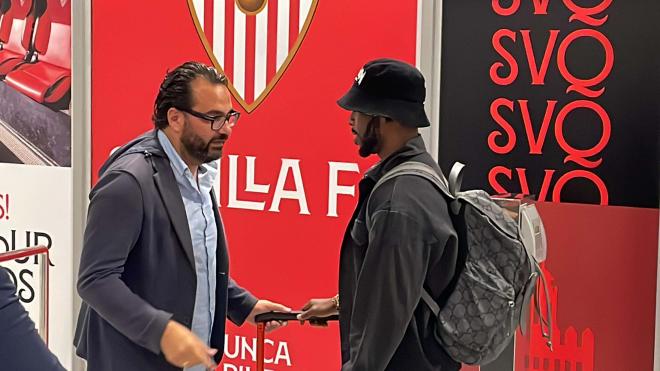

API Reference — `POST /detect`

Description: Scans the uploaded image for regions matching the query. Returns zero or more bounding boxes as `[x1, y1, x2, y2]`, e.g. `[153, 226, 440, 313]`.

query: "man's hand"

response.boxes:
[297, 298, 339, 326]
[245, 299, 292, 333]
[160, 320, 217, 369]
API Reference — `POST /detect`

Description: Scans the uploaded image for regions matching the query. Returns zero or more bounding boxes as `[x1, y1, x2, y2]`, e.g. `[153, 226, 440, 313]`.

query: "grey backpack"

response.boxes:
[369, 161, 552, 365]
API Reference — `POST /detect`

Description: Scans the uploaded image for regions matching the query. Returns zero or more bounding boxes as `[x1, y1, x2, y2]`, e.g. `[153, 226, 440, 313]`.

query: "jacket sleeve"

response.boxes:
[342, 209, 431, 371]
[226, 277, 258, 325]
[0, 268, 66, 371]
[77, 170, 172, 354]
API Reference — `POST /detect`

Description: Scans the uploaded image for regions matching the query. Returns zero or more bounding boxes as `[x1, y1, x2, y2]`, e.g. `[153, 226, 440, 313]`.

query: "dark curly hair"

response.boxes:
[152, 61, 228, 129]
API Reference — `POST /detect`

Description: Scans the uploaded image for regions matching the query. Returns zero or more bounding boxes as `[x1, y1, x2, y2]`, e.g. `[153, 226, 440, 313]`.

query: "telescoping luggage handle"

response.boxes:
[254, 311, 339, 371]
[0, 246, 50, 344]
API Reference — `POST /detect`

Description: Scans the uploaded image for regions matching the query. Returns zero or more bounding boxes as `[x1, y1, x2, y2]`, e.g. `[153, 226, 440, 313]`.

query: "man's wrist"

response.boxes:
[331, 294, 340, 311]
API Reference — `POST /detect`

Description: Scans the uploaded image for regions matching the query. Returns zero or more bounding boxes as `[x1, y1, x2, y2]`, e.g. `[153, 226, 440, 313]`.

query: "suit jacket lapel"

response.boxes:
[152, 158, 195, 269]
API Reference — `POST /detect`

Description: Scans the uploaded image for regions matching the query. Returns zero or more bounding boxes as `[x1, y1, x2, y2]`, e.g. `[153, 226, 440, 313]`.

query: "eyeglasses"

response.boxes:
[177, 107, 240, 131]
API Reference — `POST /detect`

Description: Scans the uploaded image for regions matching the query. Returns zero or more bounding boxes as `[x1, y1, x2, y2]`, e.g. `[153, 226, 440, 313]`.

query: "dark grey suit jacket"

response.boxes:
[74, 131, 257, 371]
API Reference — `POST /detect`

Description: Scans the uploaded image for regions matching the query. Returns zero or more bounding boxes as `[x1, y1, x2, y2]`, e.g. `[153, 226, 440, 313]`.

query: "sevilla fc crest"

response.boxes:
[187, 0, 319, 112]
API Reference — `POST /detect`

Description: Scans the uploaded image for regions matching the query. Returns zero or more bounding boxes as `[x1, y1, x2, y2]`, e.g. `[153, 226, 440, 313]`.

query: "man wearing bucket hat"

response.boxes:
[299, 59, 460, 370]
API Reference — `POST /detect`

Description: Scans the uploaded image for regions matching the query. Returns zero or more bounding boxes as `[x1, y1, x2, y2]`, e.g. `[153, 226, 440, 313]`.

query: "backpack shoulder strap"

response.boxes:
[372, 161, 452, 198]
[365, 161, 452, 229]
[421, 286, 441, 316]
[375, 161, 467, 199]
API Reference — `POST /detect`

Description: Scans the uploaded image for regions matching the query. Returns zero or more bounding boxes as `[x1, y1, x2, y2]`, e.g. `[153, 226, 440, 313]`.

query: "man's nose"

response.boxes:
[220, 123, 233, 136]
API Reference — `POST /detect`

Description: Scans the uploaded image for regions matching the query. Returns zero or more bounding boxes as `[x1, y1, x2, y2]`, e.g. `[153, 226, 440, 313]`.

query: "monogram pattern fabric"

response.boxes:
[436, 198, 532, 365]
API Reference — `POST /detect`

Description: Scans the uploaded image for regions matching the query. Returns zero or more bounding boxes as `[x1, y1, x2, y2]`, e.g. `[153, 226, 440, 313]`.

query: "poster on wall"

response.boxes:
[0, 166, 72, 367]
[92, 0, 419, 369]
[438, 1, 659, 370]
[0, 0, 73, 368]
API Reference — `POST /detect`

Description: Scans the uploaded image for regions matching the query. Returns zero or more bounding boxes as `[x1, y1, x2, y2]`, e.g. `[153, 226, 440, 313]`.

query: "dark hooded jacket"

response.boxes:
[74, 130, 257, 371]
[339, 135, 461, 371]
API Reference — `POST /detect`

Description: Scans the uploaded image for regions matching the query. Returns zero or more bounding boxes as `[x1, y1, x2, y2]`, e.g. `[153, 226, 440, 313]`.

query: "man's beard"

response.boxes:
[181, 119, 227, 164]
[358, 118, 380, 157]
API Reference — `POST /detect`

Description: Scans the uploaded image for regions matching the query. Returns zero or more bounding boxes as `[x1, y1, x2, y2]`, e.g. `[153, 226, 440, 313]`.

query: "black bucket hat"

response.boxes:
[337, 58, 430, 128]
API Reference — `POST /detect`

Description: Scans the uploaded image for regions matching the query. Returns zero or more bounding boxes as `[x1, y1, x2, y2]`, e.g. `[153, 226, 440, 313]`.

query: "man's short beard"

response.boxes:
[358, 118, 380, 157]
[181, 120, 223, 164]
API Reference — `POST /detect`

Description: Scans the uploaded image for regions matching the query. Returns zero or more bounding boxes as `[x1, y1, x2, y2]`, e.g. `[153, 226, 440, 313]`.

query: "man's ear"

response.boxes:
[167, 107, 184, 133]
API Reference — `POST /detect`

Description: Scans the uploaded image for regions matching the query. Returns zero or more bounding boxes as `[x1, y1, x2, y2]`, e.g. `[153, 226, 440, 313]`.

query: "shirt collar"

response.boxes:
[199, 160, 219, 190]
[157, 130, 191, 179]
[158, 130, 220, 187]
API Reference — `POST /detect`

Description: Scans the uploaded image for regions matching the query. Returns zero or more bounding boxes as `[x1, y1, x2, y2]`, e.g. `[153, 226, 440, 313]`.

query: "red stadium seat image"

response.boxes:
[0, 0, 37, 77]
[5, 0, 70, 106]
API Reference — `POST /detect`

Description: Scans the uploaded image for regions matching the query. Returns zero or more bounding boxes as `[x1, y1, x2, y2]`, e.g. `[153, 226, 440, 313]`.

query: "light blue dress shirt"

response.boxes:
[158, 131, 218, 371]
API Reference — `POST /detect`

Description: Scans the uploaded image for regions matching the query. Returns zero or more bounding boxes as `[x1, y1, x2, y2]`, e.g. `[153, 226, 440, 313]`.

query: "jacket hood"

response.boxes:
[98, 130, 166, 177]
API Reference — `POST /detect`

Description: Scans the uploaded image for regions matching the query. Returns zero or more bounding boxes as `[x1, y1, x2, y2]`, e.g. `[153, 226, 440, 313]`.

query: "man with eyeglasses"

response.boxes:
[75, 61, 290, 371]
